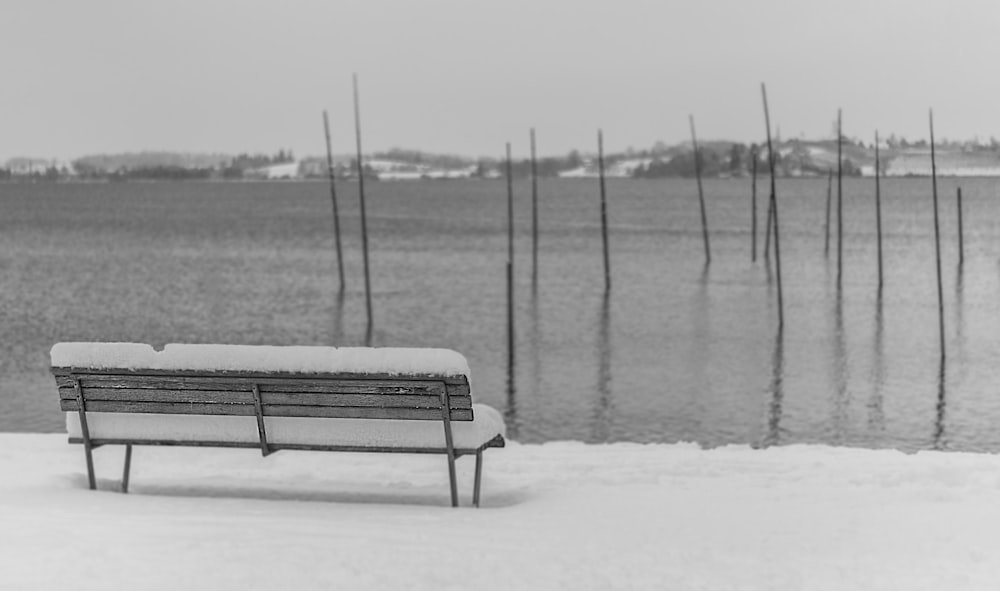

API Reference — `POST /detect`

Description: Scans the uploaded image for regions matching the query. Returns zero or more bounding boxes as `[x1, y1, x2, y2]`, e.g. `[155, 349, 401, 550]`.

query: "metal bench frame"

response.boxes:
[55, 368, 505, 507]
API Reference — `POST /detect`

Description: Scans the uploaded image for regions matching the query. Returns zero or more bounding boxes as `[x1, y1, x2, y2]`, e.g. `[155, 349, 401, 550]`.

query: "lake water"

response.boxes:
[3, 177, 999, 451]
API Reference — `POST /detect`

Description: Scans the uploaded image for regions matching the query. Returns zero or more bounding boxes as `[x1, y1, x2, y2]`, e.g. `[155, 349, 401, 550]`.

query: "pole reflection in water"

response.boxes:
[505, 365, 518, 440]
[955, 263, 965, 361]
[689, 265, 711, 416]
[591, 293, 612, 441]
[504, 263, 518, 440]
[763, 326, 785, 446]
[934, 357, 947, 449]
[868, 289, 885, 431]
[364, 321, 374, 348]
[831, 284, 849, 442]
[529, 282, 542, 408]
[332, 287, 346, 344]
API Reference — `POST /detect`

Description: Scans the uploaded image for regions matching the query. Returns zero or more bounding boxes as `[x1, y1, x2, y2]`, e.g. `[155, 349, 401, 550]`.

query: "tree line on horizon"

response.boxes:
[3, 134, 999, 181]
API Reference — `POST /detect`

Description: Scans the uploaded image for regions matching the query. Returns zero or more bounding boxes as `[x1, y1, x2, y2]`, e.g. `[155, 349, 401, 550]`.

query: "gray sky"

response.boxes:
[4, 0, 999, 161]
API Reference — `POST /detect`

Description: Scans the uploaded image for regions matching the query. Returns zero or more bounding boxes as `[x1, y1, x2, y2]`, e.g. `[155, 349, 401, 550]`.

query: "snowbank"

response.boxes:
[50, 342, 472, 377]
[4, 434, 1000, 590]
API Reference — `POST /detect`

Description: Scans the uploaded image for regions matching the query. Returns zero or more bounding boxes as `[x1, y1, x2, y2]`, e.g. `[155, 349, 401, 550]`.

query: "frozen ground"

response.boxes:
[3, 434, 1000, 590]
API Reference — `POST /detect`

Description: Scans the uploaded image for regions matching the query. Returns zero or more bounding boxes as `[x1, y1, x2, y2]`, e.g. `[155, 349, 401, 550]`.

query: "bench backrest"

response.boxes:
[53, 368, 473, 422]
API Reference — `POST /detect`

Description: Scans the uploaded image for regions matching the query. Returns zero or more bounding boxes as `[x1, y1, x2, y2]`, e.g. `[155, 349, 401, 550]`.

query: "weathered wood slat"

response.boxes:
[60, 399, 474, 421]
[61, 400, 257, 416]
[264, 405, 473, 421]
[54, 374, 465, 396]
[52, 367, 469, 386]
[59, 388, 472, 410]
[59, 388, 255, 404]
[260, 392, 471, 409]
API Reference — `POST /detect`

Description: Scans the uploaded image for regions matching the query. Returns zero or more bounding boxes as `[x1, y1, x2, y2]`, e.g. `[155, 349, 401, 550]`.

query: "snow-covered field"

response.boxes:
[4, 434, 1000, 590]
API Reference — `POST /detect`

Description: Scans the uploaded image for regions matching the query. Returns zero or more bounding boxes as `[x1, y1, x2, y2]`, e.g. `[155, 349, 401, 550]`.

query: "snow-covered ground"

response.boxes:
[4, 434, 1000, 589]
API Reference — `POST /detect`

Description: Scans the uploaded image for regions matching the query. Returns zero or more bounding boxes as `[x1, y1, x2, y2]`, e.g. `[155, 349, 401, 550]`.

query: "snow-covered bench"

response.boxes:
[51, 343, 506, 507]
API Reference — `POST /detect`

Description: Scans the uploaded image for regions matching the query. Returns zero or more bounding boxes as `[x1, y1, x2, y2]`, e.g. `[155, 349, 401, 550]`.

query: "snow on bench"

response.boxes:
[51, 342, 506, 507]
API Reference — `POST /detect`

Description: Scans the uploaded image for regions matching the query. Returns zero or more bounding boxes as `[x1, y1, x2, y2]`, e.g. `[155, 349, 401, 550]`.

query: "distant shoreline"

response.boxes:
[4, 173, 1000, 184]
[6, 140, 1000, 181]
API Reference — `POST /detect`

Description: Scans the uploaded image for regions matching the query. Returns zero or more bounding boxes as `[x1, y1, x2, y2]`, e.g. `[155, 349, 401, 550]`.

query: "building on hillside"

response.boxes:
[248, 161, 302, 179]
[557, 158, 648, 178]
[6, 157, 73, 176]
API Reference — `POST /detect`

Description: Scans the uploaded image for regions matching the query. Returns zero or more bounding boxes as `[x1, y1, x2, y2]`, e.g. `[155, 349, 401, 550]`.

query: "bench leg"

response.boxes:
[446, 451, 459, 508]
[473, 450, 484, 508]
[82, 442, 96, 491]
[121, 444, 133, 493]
[75, 383, 96, 490]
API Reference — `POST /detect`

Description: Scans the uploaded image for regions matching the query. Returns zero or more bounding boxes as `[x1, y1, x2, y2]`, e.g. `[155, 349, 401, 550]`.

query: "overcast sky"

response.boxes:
[4, 0, 1000, 161]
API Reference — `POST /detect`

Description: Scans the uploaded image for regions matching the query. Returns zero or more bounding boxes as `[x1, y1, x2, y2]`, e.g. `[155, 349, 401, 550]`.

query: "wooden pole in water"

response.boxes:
[751, 145, 758, 262]
[531, 128, 539, 286]
[353, 73, 373, 336]
[762, 83, 784, 327]
[506, 142, 515, 377]
[762, 140, 776, 262]
[764, 179, 774, 261]
[930, 109, 945, 360]
[322, 110, 345, 290]
[824, 169, 832, 257]
[598, 129, 611, 291]
[957, 187, 964, 266]
[689, 115, 711, 265]
[875, 131, 884, 289]
[507, 143, 515, 273]
[837, 109, 843, 284]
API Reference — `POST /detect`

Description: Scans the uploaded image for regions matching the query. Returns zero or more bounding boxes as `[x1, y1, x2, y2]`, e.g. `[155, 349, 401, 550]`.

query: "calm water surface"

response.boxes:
[2, 177, 999, 451]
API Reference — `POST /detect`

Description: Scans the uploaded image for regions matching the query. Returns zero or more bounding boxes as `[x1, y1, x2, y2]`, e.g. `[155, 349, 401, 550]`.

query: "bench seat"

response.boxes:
[66, 403, 505, 451]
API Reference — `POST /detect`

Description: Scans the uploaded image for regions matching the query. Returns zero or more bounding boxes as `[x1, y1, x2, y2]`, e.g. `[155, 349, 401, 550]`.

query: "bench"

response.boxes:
[51, 343, 506, 507]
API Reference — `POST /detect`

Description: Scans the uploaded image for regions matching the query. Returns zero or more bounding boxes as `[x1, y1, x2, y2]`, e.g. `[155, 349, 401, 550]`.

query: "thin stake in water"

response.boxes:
[761, 83, 783, 328]
[764, 179, 774, 261]
[322, 110, 345, 291]
[875, 131, 883, 289]
[598, 129, 611, 291]
[837, 109, 843, 284]
[353, 73, 373, 340]
[505, 143, 515, 380]
[929, 109, 945, 360]
[957, 187, 964, 266]
[689, 115, 710, 265]
[507, 143, 515, 272]
[751, 145, 758, 262]
[530, 128, 539, 286]
[824, 168, 832, 257]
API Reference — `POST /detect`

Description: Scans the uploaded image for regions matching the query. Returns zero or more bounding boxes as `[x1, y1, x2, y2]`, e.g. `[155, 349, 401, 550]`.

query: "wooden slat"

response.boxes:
[259, 381, 454, 395]
[260, 392, 471, 409]
[52, 367, 469, 386]
[264, 405, 473, 421]
[60, 399, 474, 421]
[58, 387, 471, 410]
[61, 400, 256, 416]
[447, 383, 471, 397]
[69, 437, 264, 450]
[54, 374, 461, 396]
[57, 387, 471, 409]
[58, 388, 253, 404]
